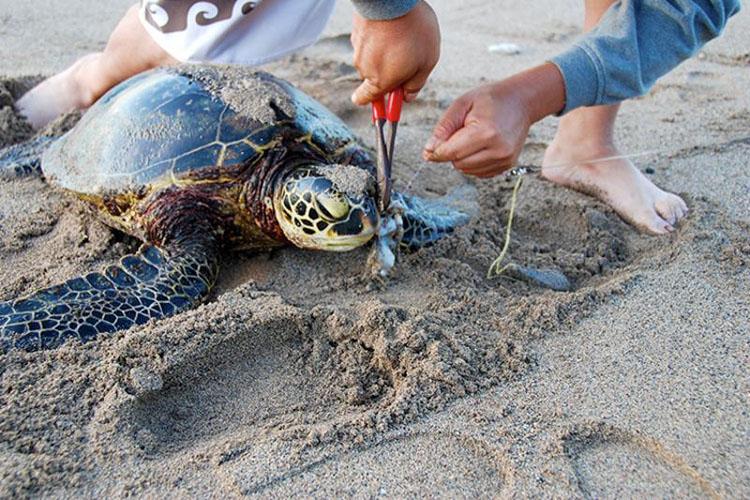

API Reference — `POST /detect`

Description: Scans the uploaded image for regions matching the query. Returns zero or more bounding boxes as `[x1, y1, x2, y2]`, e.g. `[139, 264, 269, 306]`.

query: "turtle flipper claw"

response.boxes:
[0, 136, 54, 179]
[0, 240, 218, 352]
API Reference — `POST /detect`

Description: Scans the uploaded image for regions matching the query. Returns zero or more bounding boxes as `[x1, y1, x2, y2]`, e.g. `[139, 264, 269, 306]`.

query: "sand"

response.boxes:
[0, 0, 748, 497]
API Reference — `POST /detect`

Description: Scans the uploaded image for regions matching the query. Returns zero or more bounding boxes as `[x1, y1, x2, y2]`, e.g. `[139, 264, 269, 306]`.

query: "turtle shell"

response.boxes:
[42, 66, 362, 195]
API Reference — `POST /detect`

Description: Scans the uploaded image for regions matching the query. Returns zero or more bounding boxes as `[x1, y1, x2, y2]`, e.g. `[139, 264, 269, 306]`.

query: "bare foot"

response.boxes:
[542, 141, 688, 234]
[16, 54, 99, 130]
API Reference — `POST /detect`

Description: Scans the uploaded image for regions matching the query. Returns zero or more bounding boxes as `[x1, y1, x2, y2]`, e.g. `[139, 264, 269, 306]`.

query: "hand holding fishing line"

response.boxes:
[422, 64, 565, 178]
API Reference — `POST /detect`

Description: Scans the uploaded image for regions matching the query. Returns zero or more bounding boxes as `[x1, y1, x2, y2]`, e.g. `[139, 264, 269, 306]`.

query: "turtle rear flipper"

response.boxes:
[396, 184, 479, 251]
[0, 136, 54, 179]
[0, 240, 218, 352]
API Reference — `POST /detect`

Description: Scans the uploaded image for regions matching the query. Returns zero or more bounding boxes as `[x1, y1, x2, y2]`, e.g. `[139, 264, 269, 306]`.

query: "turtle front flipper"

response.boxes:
[0, 239, 219, 352]
[395, 184, 479, 251]
[0, 136, 54, 179]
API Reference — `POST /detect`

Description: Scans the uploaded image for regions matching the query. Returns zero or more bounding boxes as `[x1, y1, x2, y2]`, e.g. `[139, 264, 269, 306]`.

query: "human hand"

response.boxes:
[423, 64, 566, 178]
[350, 0, 440, 105]
[422, 83, 531, 177]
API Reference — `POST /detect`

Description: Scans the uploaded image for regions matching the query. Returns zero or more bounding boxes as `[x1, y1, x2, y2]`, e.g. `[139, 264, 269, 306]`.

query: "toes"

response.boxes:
[661, 220, 675, 233]
[626, 208, 674, 235]
[669, 194, 689, 220]
[674, 203, 687, 221]
[644, 215, 674, 235]
[677, 196, 689, 217]
[655, 202, 677, 226]
[654, 196, 677, 224]
[655, 194, 688, 226]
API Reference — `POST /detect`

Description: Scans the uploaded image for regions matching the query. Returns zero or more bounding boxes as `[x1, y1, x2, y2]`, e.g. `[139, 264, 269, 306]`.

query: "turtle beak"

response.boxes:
[318, 203, 378, 250]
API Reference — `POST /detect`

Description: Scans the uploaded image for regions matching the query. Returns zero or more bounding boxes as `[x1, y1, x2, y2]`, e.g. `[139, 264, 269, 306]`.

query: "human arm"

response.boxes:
[348, 0, 440, 104]
[427, 0, 741, 176]
[553, 0, 742, 113]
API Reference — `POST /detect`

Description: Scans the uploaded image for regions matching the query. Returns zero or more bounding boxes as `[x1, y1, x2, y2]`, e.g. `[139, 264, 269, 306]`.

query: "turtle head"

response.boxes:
[273, 164, 379, 251]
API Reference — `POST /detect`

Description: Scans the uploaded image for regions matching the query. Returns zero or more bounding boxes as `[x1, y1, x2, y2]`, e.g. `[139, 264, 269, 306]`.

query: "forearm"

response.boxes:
[349, 0, 419, 20]
[493, 63, 566, 123]
[552, 0, 741, 113]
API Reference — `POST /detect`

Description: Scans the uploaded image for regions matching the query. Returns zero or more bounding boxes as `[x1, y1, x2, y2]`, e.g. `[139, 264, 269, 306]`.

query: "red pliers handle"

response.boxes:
[372, 87, 404, 212]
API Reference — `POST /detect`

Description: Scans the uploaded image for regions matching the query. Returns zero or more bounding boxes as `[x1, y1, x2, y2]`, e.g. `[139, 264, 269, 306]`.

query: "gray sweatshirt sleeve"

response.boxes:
[349, 0, 419, 20]
[551, 0, 741, 114]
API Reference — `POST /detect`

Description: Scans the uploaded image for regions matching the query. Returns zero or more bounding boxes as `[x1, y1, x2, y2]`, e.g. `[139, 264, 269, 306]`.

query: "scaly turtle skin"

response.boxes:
[0, 65, 475, 352]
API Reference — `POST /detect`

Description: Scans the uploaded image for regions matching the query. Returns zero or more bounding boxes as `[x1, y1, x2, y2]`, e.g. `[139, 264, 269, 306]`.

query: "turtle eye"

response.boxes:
[315, 192, 350, 221]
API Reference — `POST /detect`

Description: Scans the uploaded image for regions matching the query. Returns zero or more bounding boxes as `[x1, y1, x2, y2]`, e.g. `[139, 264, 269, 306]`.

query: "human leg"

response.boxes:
[16, 4, 176, 129]
[542, 0, 688, 234]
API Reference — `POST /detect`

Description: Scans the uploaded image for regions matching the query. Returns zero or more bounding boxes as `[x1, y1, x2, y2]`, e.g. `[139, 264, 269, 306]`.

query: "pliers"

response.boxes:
[371, 87, 403, 213]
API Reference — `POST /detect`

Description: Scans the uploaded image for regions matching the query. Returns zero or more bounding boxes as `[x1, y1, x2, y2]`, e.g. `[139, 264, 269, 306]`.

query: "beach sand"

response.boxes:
[0, 1, 748, 497]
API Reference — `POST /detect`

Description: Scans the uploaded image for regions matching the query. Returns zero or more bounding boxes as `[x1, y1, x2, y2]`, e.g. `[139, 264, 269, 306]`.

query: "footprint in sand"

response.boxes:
[231, 432, 508, 497]
[126, 299, 349, 455]
[562, 424, 718, 499]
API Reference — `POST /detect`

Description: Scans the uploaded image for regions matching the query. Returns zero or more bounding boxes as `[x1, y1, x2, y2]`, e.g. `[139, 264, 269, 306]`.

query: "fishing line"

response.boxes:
[399, 135, 749, 279]
[487, 175, 523, 278]
[405, 161, 429, 191]
[507, 148, 669, 177]
[404, 134, 750, 188]
[404, 148, 666, 192]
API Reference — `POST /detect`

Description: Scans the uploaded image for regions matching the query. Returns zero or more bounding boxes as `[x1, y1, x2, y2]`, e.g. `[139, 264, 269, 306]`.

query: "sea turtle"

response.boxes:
[0, 65, 475, 352]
